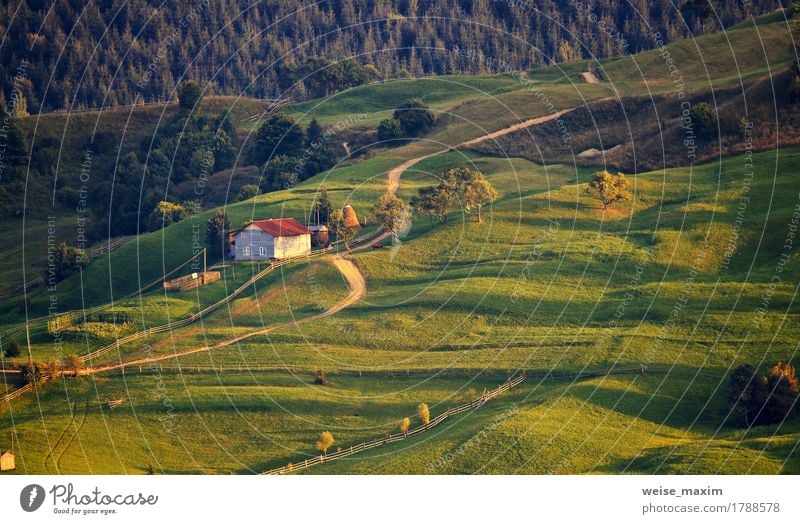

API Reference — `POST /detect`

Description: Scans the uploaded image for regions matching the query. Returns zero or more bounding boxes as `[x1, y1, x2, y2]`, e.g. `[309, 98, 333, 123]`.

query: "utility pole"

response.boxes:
[25, 320, 33, 367]
[203, 248, 207, 285]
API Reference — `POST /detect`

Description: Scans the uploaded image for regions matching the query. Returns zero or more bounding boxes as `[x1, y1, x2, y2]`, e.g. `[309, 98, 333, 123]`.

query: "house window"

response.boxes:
[243, 245, 250, 256]
[259, 246, 266, 256]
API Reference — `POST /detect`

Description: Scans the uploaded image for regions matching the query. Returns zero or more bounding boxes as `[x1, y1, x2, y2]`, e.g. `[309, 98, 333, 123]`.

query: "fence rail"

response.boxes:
[262, 374, 526, 475]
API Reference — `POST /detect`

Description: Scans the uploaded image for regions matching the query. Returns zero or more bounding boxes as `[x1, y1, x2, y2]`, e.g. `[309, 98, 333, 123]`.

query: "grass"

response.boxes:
[1, 12, 798, 475]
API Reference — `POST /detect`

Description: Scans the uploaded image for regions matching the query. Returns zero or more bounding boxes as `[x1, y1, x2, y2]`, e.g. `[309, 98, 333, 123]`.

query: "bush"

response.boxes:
[178, 80, 203, 111]
[377, 118, 403, 141]
[688, 102, 717, 139]
[4, 340, 21, 358]
[237, 184, 260, 202]
[313, 370, 328, 385]
[393, 99, 435, 136]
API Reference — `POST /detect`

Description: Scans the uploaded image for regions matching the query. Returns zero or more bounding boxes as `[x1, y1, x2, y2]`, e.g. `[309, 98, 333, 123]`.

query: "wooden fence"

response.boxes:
[262, 374, 526, 475]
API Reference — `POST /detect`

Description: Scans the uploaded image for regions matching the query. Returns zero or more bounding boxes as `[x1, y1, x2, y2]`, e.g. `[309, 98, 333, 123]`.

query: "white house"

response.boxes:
[232, 218, 311, 261]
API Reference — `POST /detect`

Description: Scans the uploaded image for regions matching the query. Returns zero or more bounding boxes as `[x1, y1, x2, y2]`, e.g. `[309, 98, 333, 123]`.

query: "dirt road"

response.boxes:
[386, 108, 575, 195]
[81, 255, 368, 375]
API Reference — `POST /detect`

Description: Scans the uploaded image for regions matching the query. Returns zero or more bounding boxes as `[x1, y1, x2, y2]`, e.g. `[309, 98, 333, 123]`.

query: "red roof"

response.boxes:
[248, 218, 310, 237]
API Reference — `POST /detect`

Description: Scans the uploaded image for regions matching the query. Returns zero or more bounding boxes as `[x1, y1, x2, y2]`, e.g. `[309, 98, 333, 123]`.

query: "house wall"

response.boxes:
[273, 234, 311, 259]
[234, 227, 274, 261]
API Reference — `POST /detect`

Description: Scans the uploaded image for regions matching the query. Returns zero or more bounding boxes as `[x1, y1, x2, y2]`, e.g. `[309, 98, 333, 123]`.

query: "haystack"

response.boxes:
[342, 204, 361, 230]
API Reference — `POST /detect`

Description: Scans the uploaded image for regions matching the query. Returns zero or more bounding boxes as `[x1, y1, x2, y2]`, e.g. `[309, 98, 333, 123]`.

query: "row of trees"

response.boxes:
[408, 167, 498, 227]
[313, 402, 430, 457]
[729, 362, 799, 427]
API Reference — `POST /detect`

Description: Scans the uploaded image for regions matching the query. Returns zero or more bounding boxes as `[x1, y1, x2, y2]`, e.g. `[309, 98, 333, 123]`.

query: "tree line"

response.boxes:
[0, 0, 782, 112]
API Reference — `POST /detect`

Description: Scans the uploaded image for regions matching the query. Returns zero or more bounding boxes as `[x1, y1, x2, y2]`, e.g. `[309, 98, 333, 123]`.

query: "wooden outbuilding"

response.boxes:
[0, 450, 15, 471]
[309, 225, 330, 248]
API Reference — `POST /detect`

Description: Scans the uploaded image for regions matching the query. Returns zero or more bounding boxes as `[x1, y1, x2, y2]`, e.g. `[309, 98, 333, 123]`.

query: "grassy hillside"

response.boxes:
[1, 11, 798, 476]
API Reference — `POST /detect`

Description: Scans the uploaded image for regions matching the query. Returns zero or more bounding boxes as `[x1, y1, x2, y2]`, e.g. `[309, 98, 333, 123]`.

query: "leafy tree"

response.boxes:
[400, 417, 411, 436]
[205, 210, 230, 261]
[417, 403, 430, 425]
[315, 431, 335, 456]
[21, 362, 47, 389]
[372, 193, 408, 234]
[9, 91, 29, 117]
[460, 169, 498, 223]
[377, 118, 403, 142]
[586, 170, 631, 210]
[411, 186, 439, 227]
[729, 364, 767, 427]
[251, 114, 305, 164]
[4, 340, 21, 358]
[761, 362, 799, 425]
[65, 354, 84, 375]
[178, 80, 203, 111]
[49, 243, 90, 282]
[262, 155, 302, 191]
[146, 201, 188, 231]
[237, 184, 260, 202]
[393, 98, 435, 136]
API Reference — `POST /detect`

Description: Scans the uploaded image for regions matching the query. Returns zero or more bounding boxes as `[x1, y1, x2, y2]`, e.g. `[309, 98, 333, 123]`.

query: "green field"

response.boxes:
[1, 12, 799, 475]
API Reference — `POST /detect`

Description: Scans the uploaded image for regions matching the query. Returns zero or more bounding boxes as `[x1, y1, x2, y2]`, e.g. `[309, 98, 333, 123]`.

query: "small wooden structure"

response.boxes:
[163, 271, 221, 292]
[309, 225, 330, 248]
[0, 450, 15, 471]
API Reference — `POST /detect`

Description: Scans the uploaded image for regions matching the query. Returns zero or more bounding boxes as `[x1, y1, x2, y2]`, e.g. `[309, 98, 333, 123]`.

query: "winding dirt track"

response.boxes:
[81, 253, 371, 375]
[386, 108, 574, 195]
[39, 110, 577, 379]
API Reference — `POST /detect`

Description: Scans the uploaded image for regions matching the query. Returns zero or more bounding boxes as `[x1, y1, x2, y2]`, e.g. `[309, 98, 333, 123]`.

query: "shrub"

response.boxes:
[417, 403, 430, 425]
[4, 340, 21, 358]
[237, 184, 260, 202]
[315, 431, 335, 455]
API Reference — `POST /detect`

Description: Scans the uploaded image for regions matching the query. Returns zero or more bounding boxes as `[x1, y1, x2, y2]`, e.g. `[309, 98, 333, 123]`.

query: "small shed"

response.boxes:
[0, 450, 15, 471]
[342, 204, 361, 230]
[308, 225, 330, 248]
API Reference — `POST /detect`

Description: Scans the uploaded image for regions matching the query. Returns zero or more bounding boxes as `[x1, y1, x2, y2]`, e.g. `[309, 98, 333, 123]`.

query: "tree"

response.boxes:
[49, 243, 90, 282]
[393, 98, 435, 136]
[9, 91, 29, 117]
[4, 340, 21, 358]
[586, 170, 631, 210]
[410, 186, 438, 227]
[65, 354, 84, 375]
[729, 364, 767, 427]
[377, 118, 403, 142]
[328, 209, 355, 251]
[146, 201, 187, 231]
[312, 186, 333, 225]
[205, 210, 230, 260]
[315, 431, 335, 456]
[178, 80, 203, 111]
[237, 184, 260, 201]
[417, 403, 430, 425]
[460, 170, 498, 223]
[689, 102, 716, 139]
[252, 114, 305, 164]
[400, 417, 411, 436]
[305, 118, 324, 146]
[761, 362, 799, 425]
[21, 362, 47, 389]
[372, 193, 408, 234]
